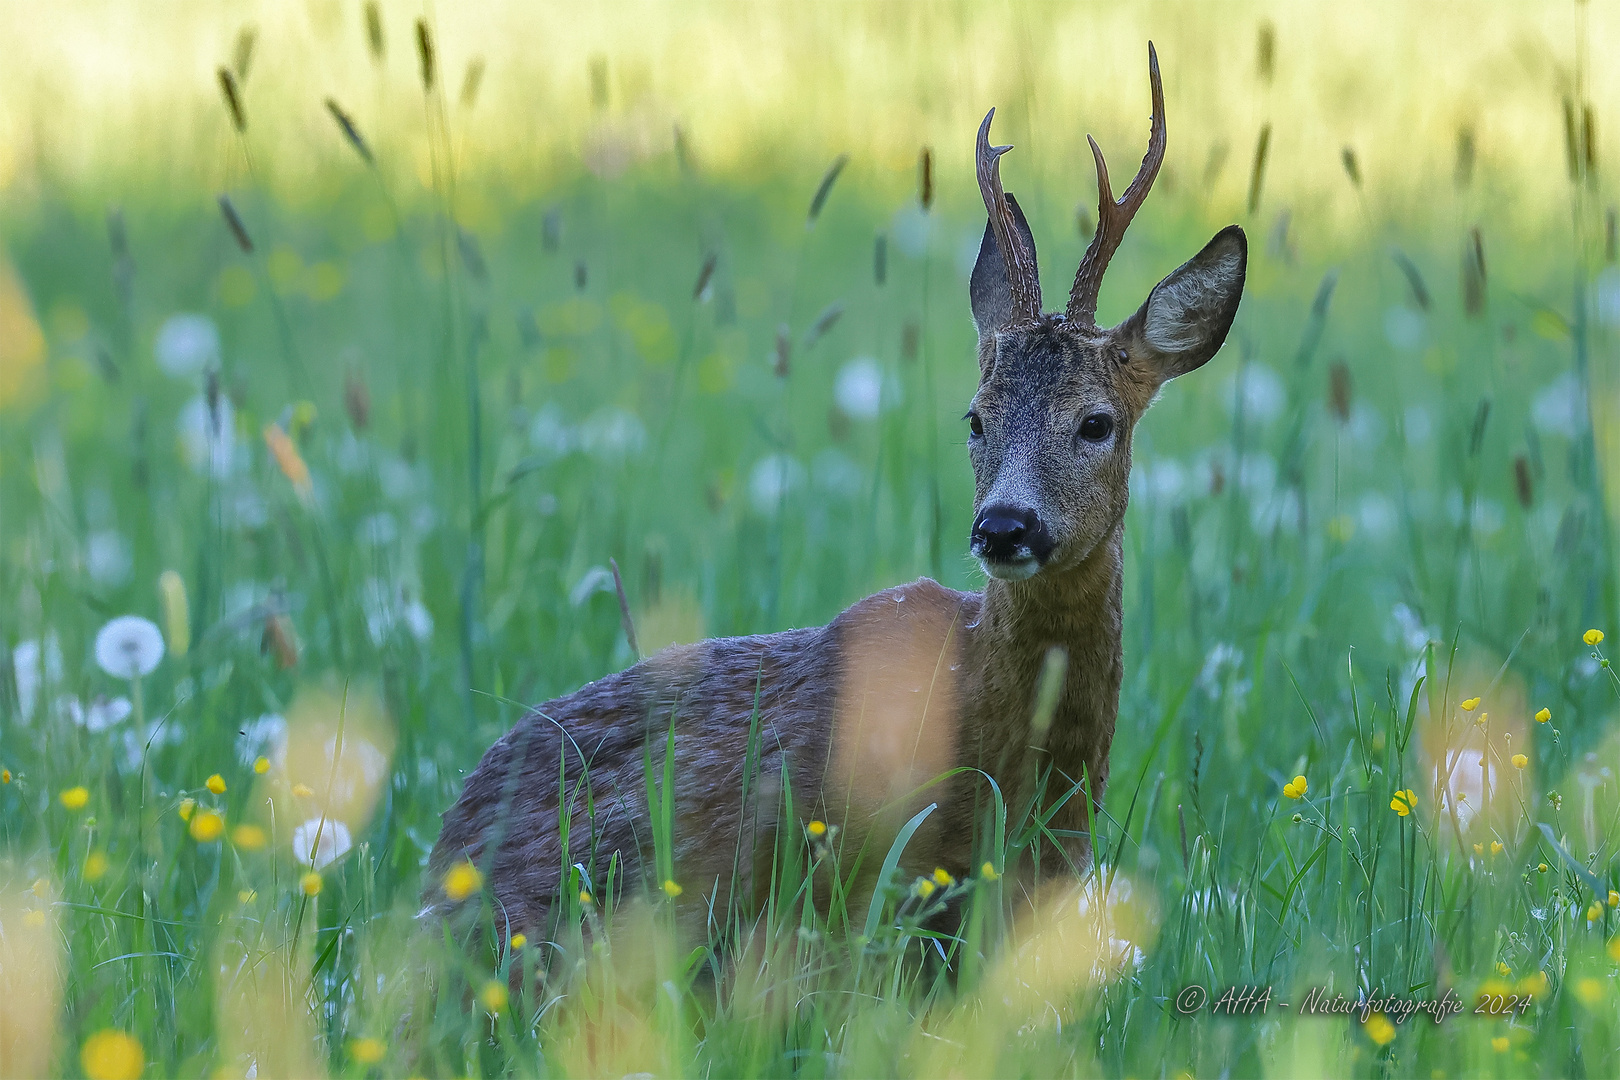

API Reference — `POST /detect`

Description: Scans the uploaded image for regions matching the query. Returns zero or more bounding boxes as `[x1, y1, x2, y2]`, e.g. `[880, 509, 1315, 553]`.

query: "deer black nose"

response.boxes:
[971, 504, 1054, 564]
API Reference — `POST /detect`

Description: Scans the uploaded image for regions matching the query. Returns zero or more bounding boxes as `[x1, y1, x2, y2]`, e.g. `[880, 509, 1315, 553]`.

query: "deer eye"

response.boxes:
[1078, 413, 1115, 443]
[966, 411, 985, 438]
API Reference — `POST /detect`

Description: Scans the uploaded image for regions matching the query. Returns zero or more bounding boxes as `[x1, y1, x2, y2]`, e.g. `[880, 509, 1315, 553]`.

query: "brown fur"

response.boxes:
[424, 91, 1247, 953]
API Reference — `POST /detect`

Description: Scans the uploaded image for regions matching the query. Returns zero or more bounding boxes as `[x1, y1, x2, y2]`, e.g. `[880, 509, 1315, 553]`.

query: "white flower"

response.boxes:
[292, 817, 353, 870]
[13, 635, 63, 721]
[579, 406, 646, 461]
[86, 530, 133, 587]
[834, 357, 885, 419]
[94, 615, 166, 679]
[527, 403, 574, 461]
[178, 393, 236, 477]
[748, 454, 804, 514]
[81, 695, 133, 733]
[361, 580, 434, 644]
[155, 313, 220, 377]
[1222, 363, 1285, 425]
[1531, 373, 1585, 436]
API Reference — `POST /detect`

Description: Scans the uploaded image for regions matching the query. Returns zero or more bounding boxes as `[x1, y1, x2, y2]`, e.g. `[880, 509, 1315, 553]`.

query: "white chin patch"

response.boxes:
[979, 556, 1041, 581]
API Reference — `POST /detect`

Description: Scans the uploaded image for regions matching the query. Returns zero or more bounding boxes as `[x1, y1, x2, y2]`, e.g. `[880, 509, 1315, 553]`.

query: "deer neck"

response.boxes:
[964, 523, 1125, 797]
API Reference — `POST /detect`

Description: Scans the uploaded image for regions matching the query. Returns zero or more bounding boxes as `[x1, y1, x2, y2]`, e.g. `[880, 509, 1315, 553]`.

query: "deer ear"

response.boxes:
[1121, 225, 1246, 382]
[970, 192, 1040, 341]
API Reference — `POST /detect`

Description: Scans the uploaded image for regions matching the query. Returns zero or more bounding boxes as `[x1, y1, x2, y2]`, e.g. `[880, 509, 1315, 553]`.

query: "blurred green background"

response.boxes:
[5, 2, 1620, 1076]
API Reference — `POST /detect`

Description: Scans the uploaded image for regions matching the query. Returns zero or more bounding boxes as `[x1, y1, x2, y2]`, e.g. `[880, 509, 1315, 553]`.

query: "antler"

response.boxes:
[976, 108, 1042, 324]
[1066, 42, 1167, 326]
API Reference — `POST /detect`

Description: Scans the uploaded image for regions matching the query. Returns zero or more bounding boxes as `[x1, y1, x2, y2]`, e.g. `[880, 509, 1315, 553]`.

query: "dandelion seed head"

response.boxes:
[292, 818, 352, 869]
[94, 615, 165, 680]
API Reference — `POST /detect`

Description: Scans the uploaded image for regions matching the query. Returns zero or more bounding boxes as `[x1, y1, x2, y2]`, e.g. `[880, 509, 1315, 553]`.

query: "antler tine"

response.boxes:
[976, 108, 1042, 323]
[1066, 41, 1167, 326]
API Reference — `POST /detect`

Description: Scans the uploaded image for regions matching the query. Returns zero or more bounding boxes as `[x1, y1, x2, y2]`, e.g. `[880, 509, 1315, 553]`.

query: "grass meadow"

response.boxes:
[6, 2, 1620, 1076]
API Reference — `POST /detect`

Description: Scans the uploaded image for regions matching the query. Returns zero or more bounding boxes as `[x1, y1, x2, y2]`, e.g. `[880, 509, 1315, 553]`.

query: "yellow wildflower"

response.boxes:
[178, 797, 195, 821]
[1, 767, 10, 783]
[231, 824, 267, 850]
[443, 861, 483, 901]
[254, 756, 270, 774]
[1517, 971, 1549, 997]
[1574, 977, 1604, 1006]
[1495, 961, 1511, 977]
[1491, 1036, 1509, 1053]
[1461, 697, 1480, 711]
[1610, 890, 1619, 908]
[1476, 712, 1488, 727]
[1585, 629, 1605, 646]
[510, 933, 527, 950]
[189, 810, 225, 842]
[291, 782, 314, 798]
[349, 1037, 385, 1065]
[1608, 936, 1620, 962]
[1390, 789, 1418, 817]
[1511, 754, 1528, 770]
[1364, 1012, 1395, 1046]
[662, 879, 683, 898]
[932, 867, 954, 888]
[806, 819, 827, 838]
[1587, 902, 1604, 921]
[80, 1030, 144, 1080]
[1535, 708, 1551, 724]
[913, 877, 936, 900]
[31, 877, 49, 899]
[579, 889, 593, 905]
[1283, 774, 1308, 799]
[1491, 841, 1504, 855]
[1473, 843, 1484, 855]
[238, 889, 257, 904]
[22, 909, 45, 928]
[206, 773, 227, 795]
[83, 851, 109, 882]
[59, 786, 90, 810]
[300, 871, 322, 896]
[479, 980, 509, 1015]
[981, 862, 999, 881]
[1537, 863, 1549, 874]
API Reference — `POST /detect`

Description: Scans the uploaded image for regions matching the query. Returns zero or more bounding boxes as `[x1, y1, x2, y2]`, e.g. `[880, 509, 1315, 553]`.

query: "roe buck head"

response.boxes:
[966, 43, 1246, 581]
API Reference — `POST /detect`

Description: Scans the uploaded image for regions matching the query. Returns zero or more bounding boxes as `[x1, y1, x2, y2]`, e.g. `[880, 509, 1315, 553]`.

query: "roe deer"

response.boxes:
[424, 42, 1245, 947]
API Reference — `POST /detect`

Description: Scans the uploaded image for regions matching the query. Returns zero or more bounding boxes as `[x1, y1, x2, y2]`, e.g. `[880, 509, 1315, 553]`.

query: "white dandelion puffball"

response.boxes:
[94, 615, 166, 679]
[154, 313, 221, 377]
[834, 357, 884, 419]
[292, 817, 353, 870]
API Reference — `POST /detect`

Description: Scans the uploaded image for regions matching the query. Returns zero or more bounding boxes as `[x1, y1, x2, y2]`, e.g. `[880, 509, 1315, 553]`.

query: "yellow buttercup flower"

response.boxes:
[1511, 754, 1528, 769]
[1574, 977, 1604, 1006]
[206, 773, 227, 794]
[510, 933, 527, 950]
[178, 797, 195, 821]
[254, 756, 270, 774]
[806, 819, 827, 838]
[1585, 629, 1605, 646]
[83, 851, 110, 882]
[189, 810, 225, 842]
[662, 879, 683, 898]
[300, 871, 322, 896]
[1491, 1035, 1510, 1053]
[80, 1030, 144, 1080]
[60, 786, 90, 810]
[1491, 841, 1504, 855]
[932, 867, 954, 887]
[1608, 936, 1620, 962]
[1390, 789, 1418, 817]
[1517, 971, 1548, 997]
[981, 862, 999, 881]
[1535, 708, 1551, 724]
[479, 980, 509, 1015]
[1495, 961, 1511, 977]
[1461, 697, 1480, 711]
[1610, 890, 1619, 907]
[349, 1037, 385, 1065]
[913, 877, 936, 900]
[1283, 774, 1308, 799]
[291, 782, 314, 798]
[1364, 1012, 1395, 1046]
[1473, 843, 1484, 855]
[443, 861, 483, 901]
[579, 889, 593, 905]
[231, 824, 267, 850]
[1587, 902, 1604, 921]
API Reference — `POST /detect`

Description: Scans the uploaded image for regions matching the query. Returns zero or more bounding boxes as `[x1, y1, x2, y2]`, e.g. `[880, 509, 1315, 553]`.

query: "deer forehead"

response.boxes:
[978, 324, 1129, 415]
